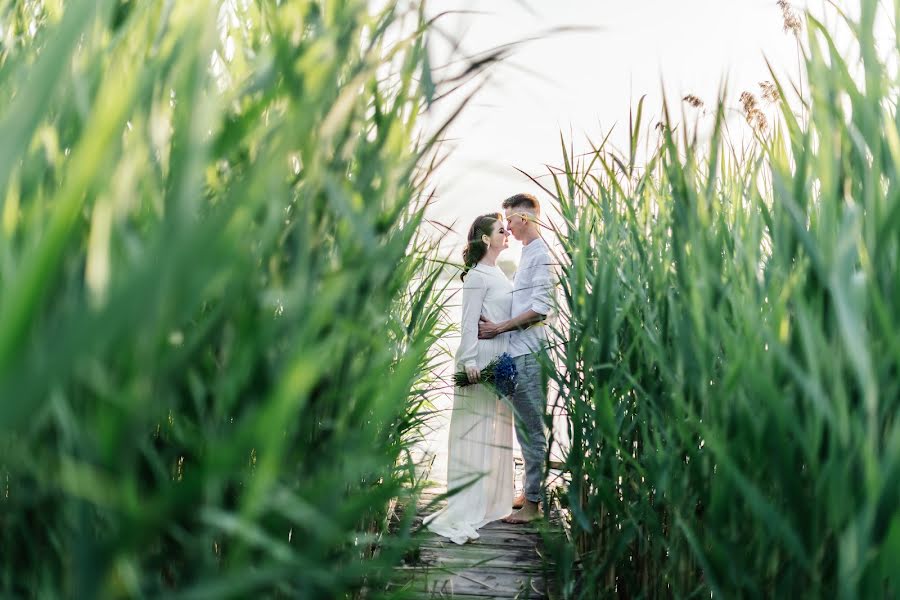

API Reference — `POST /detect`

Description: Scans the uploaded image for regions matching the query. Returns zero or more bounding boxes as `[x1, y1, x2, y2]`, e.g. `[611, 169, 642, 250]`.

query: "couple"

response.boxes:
[425, 193, 553, 545]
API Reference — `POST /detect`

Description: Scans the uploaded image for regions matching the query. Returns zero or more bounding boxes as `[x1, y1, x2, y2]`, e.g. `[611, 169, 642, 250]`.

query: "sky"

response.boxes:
[417, 0, 889, 261]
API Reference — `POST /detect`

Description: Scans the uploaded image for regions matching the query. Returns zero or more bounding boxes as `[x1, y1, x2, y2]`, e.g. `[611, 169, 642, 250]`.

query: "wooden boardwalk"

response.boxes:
[388, 460, 560, 599]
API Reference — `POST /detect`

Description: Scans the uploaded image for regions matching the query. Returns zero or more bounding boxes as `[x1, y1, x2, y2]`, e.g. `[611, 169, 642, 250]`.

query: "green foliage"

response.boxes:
[0, 0, 445, 597]
[545, 1, 900, 596]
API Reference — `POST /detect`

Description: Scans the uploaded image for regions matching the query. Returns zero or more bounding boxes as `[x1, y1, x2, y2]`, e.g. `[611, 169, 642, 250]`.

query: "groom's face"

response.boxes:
[504, 208, 529, 240]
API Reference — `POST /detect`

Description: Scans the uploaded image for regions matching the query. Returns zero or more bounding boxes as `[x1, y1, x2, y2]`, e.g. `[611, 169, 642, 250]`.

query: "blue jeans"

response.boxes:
[512, 354, 547, 503]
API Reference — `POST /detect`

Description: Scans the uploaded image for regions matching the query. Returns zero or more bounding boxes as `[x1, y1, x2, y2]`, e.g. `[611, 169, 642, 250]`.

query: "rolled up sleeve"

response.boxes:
[529, 253, 554, 316]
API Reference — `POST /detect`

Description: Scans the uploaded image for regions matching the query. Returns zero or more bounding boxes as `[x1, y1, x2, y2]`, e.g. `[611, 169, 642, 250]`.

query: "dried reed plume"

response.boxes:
[683, 94, 704, 108]
[740, 91, 757, 114]
[740, 91, 768, 133]
[759, 80, 780, 103]
[777, 0, 803, 35]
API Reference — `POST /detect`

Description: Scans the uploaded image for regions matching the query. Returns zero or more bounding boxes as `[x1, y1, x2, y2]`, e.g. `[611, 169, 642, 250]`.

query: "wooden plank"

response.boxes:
[392, 566, 548, 598]
[405, 515, 547, 533]
[419, 534, 541, 556]
[389, 456, 562, 599]
[407, 557, 549, 573]
[414, 535, 545, 555]
[415, 522, 541, 536]
[399, 595, 533, 600]
[479, 521, 541, 533]
[410, 548, 549, 571]
[416, 533, 550, 555]
[410, 553, 553, 571]
[418, 534, 543, 551]
[400, 595, 529, 600]
[397, 592, 545, 600]
[398, 562, 545, 576]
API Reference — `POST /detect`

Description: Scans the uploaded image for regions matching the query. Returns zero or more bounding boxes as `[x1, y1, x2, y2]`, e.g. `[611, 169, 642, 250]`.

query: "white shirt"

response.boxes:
[508, 237, 554, 357]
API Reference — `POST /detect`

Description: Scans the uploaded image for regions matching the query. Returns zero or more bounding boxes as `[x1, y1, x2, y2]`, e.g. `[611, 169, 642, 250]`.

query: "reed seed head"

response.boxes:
[759, 80, 780, 103]
[683, 94, 704, 108]
[777, 0, 803, 35]
[740, 91, 757, 113]
[740, 91, 768, 133]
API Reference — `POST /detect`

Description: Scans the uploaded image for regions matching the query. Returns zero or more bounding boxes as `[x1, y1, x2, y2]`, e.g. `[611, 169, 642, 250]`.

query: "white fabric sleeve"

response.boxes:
[458, 272, 488, 369]
[530, 250, 555, 316]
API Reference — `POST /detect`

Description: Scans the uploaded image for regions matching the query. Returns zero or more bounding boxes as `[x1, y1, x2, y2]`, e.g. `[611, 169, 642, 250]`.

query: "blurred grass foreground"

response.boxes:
[6, 0, 900, 598]
[545, 0, 900, 597]
[0, 0, 446, 597]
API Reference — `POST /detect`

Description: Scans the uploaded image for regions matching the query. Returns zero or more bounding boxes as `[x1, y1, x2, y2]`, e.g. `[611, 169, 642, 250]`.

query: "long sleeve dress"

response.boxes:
[424, 263, 514, 544]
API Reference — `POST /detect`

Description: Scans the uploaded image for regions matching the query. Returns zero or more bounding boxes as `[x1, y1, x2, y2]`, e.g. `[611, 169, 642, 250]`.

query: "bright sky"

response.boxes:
[418, 0, 890, 260]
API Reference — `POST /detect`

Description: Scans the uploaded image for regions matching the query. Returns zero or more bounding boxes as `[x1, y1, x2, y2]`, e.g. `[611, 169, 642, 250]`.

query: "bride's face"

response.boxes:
[488, 220, 510, 251]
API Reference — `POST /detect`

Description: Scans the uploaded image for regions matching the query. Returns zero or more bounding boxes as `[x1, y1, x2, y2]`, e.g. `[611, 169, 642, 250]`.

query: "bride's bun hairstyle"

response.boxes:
[461, 212, 502, 282]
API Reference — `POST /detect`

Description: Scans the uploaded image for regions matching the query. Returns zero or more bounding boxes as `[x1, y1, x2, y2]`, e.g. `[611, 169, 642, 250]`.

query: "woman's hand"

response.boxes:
[465, 365, 480, 384]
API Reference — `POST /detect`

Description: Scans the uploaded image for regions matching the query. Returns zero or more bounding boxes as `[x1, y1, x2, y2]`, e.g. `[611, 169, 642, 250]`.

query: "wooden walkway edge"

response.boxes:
[388, 460, 563, 599]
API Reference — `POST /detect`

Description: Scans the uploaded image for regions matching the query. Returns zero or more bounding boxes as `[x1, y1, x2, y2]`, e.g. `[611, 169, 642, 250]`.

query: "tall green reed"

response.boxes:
[542, 1, 900, 596]
[0, 1, 448, 597]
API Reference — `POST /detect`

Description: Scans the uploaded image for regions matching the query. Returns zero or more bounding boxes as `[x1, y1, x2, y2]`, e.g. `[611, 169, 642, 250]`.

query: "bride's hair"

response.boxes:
[461, 212, 502, 282]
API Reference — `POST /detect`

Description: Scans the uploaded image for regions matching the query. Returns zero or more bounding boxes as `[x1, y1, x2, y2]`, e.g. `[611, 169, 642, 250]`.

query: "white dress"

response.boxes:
[424, 263, 514, 544]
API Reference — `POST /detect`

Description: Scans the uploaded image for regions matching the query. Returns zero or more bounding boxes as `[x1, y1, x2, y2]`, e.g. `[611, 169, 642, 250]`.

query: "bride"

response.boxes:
[424, 212, 514, 545]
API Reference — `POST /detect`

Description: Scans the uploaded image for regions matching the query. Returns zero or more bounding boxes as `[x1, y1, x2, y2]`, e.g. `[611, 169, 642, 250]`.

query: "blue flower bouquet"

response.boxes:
[453, 352, 518, 397]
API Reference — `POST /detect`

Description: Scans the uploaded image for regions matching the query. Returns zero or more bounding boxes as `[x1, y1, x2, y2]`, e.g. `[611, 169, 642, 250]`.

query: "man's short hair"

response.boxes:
[501, 193, 540, 215]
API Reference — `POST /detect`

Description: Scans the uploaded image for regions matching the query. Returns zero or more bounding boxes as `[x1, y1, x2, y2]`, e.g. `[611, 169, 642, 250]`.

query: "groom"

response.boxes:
[478, 192, 553, 524]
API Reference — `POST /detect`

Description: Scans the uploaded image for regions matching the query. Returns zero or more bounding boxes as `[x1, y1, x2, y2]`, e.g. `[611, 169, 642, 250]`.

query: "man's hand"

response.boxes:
[478, 315, 504, 339]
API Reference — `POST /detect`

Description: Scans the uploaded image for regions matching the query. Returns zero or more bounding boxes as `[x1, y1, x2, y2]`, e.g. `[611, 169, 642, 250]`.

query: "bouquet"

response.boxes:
[453, 352, 518, 397]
